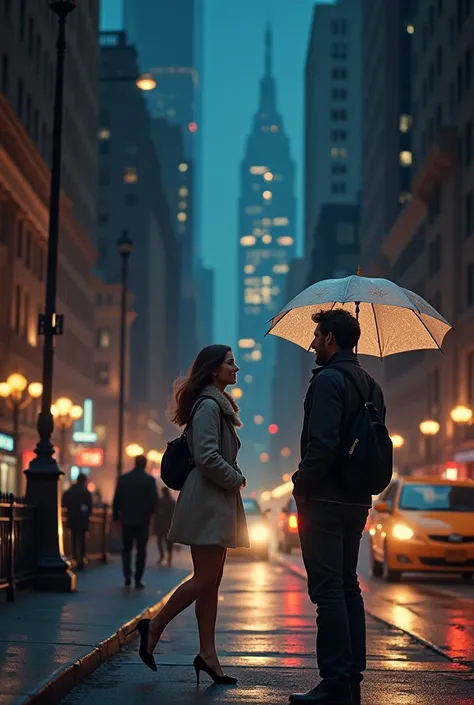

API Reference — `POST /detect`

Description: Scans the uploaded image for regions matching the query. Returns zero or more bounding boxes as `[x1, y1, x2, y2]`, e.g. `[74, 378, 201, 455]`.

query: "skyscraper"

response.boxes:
[360, 0, 413, 268]
[304, 0, 362, 269]
[237, 28, 296, 488]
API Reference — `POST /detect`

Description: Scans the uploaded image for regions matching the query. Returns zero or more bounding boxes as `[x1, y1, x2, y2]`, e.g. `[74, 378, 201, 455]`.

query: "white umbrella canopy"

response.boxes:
[267, 275, 452, 358]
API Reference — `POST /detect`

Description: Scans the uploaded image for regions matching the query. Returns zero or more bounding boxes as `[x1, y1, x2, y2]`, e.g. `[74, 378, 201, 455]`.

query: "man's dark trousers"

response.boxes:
[297, 499, 369, 689]
[71, 529, 86, 568]
[122, 524, 149, 583]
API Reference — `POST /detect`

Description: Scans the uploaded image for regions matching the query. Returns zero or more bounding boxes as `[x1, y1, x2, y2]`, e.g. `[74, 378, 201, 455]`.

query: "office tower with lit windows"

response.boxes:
[360, 0, 413, 266]
[305, 0, 362, 272]
[237, 28, 297, 488]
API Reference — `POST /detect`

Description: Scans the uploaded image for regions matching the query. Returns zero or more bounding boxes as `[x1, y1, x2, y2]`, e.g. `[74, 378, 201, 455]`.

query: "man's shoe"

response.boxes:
[135, 581, 146, 589]
[289, 682, 352, 704]
[124, 577, 132, 587]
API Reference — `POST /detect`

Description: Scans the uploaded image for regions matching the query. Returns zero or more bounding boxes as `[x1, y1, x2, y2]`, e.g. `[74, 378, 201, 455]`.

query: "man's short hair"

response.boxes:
[135, 454, 147, 469]
[312, 309, 361, 350]
[77, 473, 87, 485]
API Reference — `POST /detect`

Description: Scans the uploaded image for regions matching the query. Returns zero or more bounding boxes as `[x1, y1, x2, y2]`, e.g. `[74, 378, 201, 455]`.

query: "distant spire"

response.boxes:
[265, 23, 272, 76]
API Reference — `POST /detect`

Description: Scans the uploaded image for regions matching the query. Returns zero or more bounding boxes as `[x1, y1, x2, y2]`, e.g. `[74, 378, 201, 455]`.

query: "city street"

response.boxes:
[58, 549, 474, 705]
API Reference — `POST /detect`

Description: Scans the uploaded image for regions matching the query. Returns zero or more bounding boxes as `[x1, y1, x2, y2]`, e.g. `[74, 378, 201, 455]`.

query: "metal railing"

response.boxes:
[0, 494, 111, 601]
[0, 493, 37, 601]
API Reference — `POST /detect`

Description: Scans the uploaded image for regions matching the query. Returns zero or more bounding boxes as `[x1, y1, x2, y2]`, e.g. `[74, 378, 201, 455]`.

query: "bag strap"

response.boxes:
[331, 365, 375, 408]
[185, 396, 225, 451]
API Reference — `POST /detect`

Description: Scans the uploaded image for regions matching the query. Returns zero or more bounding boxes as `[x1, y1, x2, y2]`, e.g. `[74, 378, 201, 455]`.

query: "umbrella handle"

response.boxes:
[355, 301, 360, 355]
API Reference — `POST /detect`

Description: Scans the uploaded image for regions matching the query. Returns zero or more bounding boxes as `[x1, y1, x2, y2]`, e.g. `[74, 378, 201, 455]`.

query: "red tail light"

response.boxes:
[288, 514, 298, 531]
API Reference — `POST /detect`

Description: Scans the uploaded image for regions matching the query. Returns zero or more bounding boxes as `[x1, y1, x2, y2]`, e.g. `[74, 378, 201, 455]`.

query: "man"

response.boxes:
[113, 454, 158, 588]
[62, 473, 92, 570]
[290, 309, 385, 705]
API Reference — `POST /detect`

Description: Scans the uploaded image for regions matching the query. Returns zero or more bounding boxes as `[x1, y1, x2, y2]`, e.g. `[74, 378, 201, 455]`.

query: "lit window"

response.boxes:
[273, 264, 289, 274]
[399, 150, 413, 166]
[263, 190, 272, 200]
[261, 218, 272, 226]
[241, 235, 257, 246]
[96, 329, 111, 349]
[177, 212, 187, 222]
[273, 217, 289, 226]
[399, 192, 412, 204]
[260, 452, 270, 463]
[330, 147, 348, 158]
[238, 339, 255, 348]
[244, 264, 255, 274]
[399, 114, 413, 133]
[178, 163, 188, 172]
[98, 128, 110, 140]
[406, 24, 415, 34]
[254, 415, 264, 424]
[250, 166, 267, 175]
[270, 125, 279, 133]
[262, 276, 272, 285]
[123, 167, 138, 184]
[262, 234, 272, 244]
[250, 349, 262, 361]
[178, 187, 188, 197]
[277, 236, 294, 246]
[264, 172, 273, 181]
[245, 289, 262, 304]
[253, 228, 263, 235]
[244, 375, 253, 383]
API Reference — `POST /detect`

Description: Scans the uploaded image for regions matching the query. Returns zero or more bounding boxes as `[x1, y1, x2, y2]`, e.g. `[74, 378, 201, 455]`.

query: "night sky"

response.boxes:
[100, 0, 336, 347]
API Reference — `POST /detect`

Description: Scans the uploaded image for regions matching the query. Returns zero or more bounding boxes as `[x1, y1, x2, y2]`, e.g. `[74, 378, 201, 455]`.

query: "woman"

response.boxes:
[155, 486, 176, 566]
[132, 345, 249, 684]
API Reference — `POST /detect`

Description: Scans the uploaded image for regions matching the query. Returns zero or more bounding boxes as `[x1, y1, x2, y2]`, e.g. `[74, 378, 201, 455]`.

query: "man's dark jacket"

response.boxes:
[62, 483, 92, 532]
[293, 350, 386, 507]
[113, 467, 159, 525]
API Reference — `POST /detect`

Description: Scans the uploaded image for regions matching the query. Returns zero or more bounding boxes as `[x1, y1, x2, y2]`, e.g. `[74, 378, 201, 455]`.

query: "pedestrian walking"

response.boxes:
[155, 486, 176, 566]
[290, 309, 387, 705]
[130, 345, 249, 684]
[62, 473, 92, 570]
[113, 454, 158, 589]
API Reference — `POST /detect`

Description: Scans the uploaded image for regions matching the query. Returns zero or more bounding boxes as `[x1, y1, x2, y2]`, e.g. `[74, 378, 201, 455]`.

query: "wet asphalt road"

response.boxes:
[58, 552, 474, 704]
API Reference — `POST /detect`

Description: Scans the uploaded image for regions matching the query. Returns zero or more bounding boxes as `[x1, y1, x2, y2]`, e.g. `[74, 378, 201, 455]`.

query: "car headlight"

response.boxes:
[250, 525, 269, 542]
[392, 524, 414, 540]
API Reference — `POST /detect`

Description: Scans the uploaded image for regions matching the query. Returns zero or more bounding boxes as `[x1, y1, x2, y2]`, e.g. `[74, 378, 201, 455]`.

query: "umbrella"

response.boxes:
[266, 274, 452, 358]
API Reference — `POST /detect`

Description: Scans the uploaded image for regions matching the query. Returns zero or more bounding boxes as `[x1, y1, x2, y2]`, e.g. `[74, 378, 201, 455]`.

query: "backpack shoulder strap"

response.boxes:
[331, 365, 375, 406]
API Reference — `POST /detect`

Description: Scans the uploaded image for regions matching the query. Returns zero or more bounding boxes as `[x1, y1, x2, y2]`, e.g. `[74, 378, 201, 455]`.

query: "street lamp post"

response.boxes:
[117, 231, 133, 479]
[51, 398, 83, 472]
[0, 375, 43, 489]
[24, 0, 77, 592]
[419, 419, 440, 466]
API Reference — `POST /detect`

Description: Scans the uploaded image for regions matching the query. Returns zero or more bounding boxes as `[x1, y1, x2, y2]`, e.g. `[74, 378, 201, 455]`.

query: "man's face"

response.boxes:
[311, 325, 332, 365]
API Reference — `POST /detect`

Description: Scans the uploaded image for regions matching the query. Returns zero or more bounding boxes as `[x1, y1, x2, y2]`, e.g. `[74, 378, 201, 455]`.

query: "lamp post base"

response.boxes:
[25, 426, 76, 593]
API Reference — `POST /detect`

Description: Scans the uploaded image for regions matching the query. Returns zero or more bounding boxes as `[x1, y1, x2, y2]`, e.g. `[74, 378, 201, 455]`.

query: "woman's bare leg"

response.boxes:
[147, 545, 226, 654]
[195, 550, 226, 675]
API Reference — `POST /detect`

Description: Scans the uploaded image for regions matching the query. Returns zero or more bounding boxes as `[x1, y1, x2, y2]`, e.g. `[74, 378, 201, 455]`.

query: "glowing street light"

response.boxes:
[419, 419, 440, 436]
[260, 452, 270, 463]
[135, 73, 156, 91]
[390, 434, 405, 449]
[230, 387, 243, 400]
[126, 443, 145, 458]
[450, 405, 473, 424]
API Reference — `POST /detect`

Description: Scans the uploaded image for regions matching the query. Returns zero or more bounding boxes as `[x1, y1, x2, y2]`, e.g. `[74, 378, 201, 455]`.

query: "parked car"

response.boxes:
[277, 497, 300, 554]
[368, 476, 474, 582]
[229, 498, 270, 561]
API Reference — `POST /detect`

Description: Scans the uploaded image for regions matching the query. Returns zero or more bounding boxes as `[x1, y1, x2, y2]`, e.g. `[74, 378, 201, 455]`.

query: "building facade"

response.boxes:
[99, 31, 179, 451]
[237, 28, 297, 489]
[365, 2, 474, 480]
[0, 2, 100, 494]
[361, 0, 414, 267]
[304, 0, 362, 271]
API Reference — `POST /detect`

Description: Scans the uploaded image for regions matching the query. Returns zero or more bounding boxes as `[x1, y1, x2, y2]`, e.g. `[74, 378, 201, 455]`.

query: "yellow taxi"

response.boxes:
[368, 476, 474, 582]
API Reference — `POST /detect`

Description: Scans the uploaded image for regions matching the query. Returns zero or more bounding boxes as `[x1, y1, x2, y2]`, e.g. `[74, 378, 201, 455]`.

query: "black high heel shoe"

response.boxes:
[127, 619, 157, 671]
[193, 654, 237, 685]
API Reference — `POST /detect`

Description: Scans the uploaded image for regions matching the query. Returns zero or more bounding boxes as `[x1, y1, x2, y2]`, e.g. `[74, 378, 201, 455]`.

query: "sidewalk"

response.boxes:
[0, 544, 192, 705]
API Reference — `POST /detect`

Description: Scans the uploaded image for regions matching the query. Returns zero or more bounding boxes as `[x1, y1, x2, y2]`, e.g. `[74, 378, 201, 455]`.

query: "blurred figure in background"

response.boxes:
[155, 486, 176, 566]
[62, 473, 92, 570]
[113, 454, 158, 589]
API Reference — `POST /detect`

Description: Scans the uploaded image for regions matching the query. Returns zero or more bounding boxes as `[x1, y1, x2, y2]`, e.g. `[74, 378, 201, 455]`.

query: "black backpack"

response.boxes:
[161, 396, 222, 491]
[334, 367, 393, 495]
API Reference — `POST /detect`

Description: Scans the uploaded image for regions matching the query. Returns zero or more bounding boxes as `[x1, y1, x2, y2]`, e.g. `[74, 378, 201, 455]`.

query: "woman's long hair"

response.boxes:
[169, 345, 231, 426]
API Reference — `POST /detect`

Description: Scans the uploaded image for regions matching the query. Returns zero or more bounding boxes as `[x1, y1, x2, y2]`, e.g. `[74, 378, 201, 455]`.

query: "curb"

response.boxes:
[13, 573, 192, 705]
[274, 555, 472, 671]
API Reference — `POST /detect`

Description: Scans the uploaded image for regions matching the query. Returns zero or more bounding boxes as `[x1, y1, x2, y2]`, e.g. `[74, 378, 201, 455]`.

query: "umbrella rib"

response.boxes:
[371, 303, 383, 360]
[412, 310, 445, 354]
